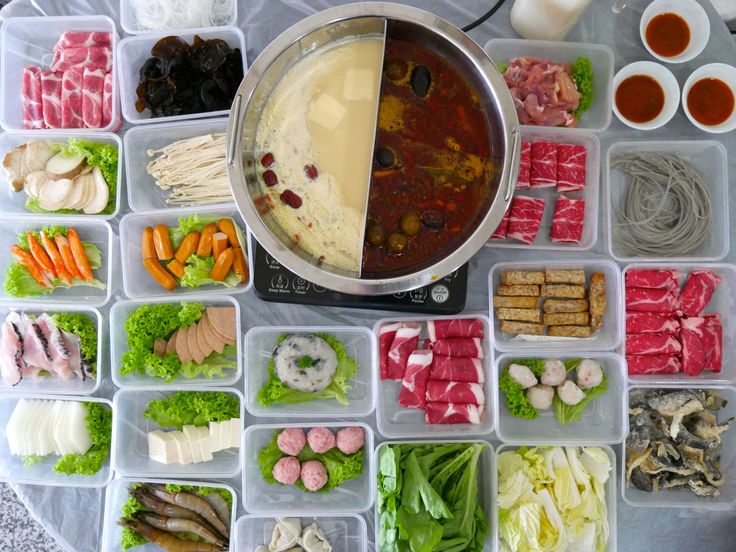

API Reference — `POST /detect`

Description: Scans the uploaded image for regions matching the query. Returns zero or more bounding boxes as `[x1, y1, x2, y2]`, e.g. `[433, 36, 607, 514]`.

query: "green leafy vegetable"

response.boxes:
[171, 215, 220, 246]
[54, 402, 112, 475]
[180, 255, 241, 288]
[180, 345, 237, 380]
[144, 391, 239, 429]
[499, 359, 544, 419]
[553, 372, 609, 425]
[22, 454, 43, 467]
[571, 56, 594, 117]
[50, 313, 98, 374]
[17, 227, 68, 250]
[495, 61, 509, 74]
[61, 138, 118, 214]
[4, 262, 51, 297]
[297, 355, 314, 369]
[257, 333, 357, 407]
[24, 199, 77, 215]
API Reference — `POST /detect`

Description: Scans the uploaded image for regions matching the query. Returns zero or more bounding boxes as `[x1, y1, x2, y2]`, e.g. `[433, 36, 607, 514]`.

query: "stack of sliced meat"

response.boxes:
[379, 318, 486, 425]
[626, 269, 722, 377]
[492, 140, 586, 245]
[22, 31, 113, 129]
[153, 307, 236, 365]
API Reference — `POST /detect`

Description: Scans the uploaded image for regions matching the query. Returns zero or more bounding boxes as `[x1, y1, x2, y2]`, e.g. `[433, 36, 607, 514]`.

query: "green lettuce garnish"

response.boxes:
[144, 391, 239, 429]
[180, 255, 241, 289]
[571, 56, 594, 117]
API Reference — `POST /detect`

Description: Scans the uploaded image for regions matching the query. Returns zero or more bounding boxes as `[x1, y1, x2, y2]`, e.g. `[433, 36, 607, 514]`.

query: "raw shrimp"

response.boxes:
[40, 231, 71, 284]
[145, 485, 229, 538]
[134, 512, 226, 547]
[26, 232, 56, 279]
[117, 518, 224, 552]
[11, 245, 50, 287]
[67, 229, 93, 281]
[199, 491, 231, 528]
[130, 489, 209, 526]
[54, 234, 81, 279]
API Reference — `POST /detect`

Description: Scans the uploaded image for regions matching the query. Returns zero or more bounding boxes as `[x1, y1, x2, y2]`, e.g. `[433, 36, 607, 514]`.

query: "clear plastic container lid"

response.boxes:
[242, 422, 374, 514]
[0, 394, 113, 487]
[119, 0, 238, 35]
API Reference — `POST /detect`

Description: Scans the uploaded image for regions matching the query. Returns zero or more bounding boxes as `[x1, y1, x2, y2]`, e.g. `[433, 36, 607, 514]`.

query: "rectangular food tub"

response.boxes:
[494, 352, 627, 445]
[110, 295, 242, 389]
[622, 385, 736, 510]
[0, 394, 113, 487]
[101, 477, 237, 552]
[373, 314, 494, 439]
[234, 513, 367, 552]
[119, 205, 253, 299]
[0, 216, 113, 307]
[0, 303, 103, 395]
[117, 26, 246, 125]
[0, 131, 123, 220]
[623, 263, 736, 385]
[374, 440, 495, 552]
[606, 141, 729, 263]
[120, 0, 238, 35]
[486, 127, 599, 252]
[0, 15, 121, 132]
[495, 444, 617, 552]
[489, 259, 624, 352]
[111, 386, 243, 479]
[123, 117, 230, 211]
[484, 38, 614, 133]
[242, 422, 374, 514]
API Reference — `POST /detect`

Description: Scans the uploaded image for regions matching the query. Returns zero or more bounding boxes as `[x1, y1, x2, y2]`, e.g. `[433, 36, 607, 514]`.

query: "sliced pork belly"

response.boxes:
[379, 322, 403, 380]
[425, 380, 485, 405]
[625, 269, 680, 292]
[517, 141, 531, 188]
[702, 314, 722, 373]
[431, 337, 483, 358]
[679, 271, 720, 317]
[530, 141, 557, 188]
[429, 356, 484, 383]
[556, 143, 586, 192]
[22, 66, 44, 129]
[550, 195, 585, 244]
[398, 350, 433, 410]
[626, 333, 681, 356]
[386, 322, 420, 380]
[427, 318, 484, 341]
[40, 71, 63, 129]
[507, 195, 545, 245]
[425, 402, 483, 424]
[626, 287, 679, 313]
[627, 354, 681, 375]
[680, 317, 706, 377]
[626, 312, 680, 335]
[0, 320, 24, 386]
[491, 206, 511, 240]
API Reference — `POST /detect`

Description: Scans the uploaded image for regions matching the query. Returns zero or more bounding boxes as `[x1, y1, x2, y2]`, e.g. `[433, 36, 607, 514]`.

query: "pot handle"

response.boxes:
[503, 127, 520, 202]
[226, 93, 243, 167]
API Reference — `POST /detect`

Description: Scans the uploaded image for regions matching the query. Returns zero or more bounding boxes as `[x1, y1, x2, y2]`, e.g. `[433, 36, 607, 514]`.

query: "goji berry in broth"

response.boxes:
[263, 169, 278, 187]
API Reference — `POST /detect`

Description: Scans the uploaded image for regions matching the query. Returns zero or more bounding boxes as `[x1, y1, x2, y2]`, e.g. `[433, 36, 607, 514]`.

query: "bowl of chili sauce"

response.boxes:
[683, 63, 736, 134]
[640, 0, 710, 64]
[613, 61, 679, 131]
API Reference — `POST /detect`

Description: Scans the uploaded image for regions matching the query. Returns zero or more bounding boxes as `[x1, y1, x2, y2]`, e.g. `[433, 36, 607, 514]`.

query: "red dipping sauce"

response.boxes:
[687, 78, 735, 126]
[646, 12, 690, 58]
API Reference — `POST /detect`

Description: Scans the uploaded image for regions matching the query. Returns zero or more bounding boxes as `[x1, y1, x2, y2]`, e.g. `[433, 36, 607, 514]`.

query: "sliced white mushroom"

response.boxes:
[302, 523, 332, 552]
[45, 151, 85, 180]
[82, 166, 109, 214]
[66, 175, 87, 211]
[74, 172, 95, 210]
[24, 170, 48, 199]
[2, 144, 27, 191]
[21, 141, 56, 175]
[255, 547, 270, 552]
[38, 177, 74, 211]
[269, 518, 302, 551]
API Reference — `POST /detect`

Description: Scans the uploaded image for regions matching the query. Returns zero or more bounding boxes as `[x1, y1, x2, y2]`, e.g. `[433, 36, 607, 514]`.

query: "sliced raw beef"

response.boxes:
[425, 402, 483, 424]
[626, 333, 681, 355]
[102, 72, 113, 127]
[379, 322, 403, 380]
[429, 356, 484, 383]
[517, 141, 531, 188]
[625, 269, 680, 292]
[507, 196, 545, 244]
[51, 46, 112, 73]
[627, 354, 681, 375]
[556, 143, 586, 192]
[491, 206, 511, 239]
[427, 318, 484, 341]
[82, 68, 105, 128]
[431, 338, 483, 358]
[680, 317, 706, 377]
[56, 31, 111, 50]
[626, 312, 680, 335]
[702, 314, 722, 373]
[425, 380, 485, 405]
[530, 141, 557, 188]
[40, 71, 63, 129]
[386, 322, 421, 380]
[550, 196, 585, 243]
[399, 350, 433, 410]
[626, 287, 679, 313]
[61, 69, 83, 128]
[679, 271, 720, 317]
[21, 66, 44, 129]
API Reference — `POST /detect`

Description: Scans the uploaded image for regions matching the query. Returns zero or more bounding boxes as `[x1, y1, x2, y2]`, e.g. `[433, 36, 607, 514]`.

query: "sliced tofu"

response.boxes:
[205, 307, 236, 344]
[170, 431, 193, 465]
[148, 430, 178, 464]
[166, 329, 179, 356]
[198, 426, 213, 462]
[196, 321, 214, 359]
[343, 68, 376, 100]
[209, 421, 221, 452]
[227, 418, 241, 449]
[175, 325, 193, 363]
[182, 425, 204, 463]
[308, 92, 346, 130]
[187, 324, 206, 364]
[201, 315, 226, 354]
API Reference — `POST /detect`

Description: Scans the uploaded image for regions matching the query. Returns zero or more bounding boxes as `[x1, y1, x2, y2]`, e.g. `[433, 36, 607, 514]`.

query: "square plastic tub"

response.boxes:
[373, 314, 494, 439]
[495, 444, 617, 552]
[623, 263, 736, 385]
[0, 217, 113, 307]
[489, 259, 624, 352]
[0, 394, 113, 487]
[119, 205, 253, 299]
[242, 422, 374, 514]
[123, 117, 230, 211]
[486, 127, 599, 251]
[111, 387, 243, 479]
[605, 140, 729, 263]
[101, 477, 237, 552]
[622, 385, 736, 510]
[117, 27, 246, 125]
[494, 352, 627, 445]
[0, 15, 121, 133]
[110, 295, 242, 389]
[374, 440, 495, 552]
[484, 38, 614, 133]
[0, 304, 103, 395]
[234, 514, 367, 552]
[120, 0, 238, 35]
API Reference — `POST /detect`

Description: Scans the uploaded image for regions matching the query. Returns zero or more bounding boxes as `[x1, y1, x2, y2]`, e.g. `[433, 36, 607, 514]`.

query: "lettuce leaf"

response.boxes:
[54, 402, 111, 475]
[553, 372, 608, 425]
[571, 56, 594, 117]
[180, 344, 237, 379]
[143, 391, 238, 429]
[50, 312, 98, 374]
[180, 255, 241, 288]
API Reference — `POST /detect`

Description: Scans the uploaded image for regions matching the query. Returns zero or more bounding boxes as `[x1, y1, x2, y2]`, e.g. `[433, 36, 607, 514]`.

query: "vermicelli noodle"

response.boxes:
[131, 0, 235, 31]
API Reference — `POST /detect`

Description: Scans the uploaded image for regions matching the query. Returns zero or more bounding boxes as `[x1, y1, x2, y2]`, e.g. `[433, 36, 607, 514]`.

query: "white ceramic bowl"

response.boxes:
[682, 63, 736, 134]
[613, 61, 679, 130]
[640, 0, 710, 64]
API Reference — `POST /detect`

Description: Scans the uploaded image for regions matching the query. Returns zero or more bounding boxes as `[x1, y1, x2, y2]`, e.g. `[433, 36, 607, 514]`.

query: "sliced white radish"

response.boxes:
[82, 167, 109, 214]
[50, 401, 66, 455]
[24, 171, 48, 199]
[39, 178, 74, 211]
[65, 401, 92, 454]
[6, 398, 30, 455]
[37, 400, 56, 456]
[45, 152, 85, 180]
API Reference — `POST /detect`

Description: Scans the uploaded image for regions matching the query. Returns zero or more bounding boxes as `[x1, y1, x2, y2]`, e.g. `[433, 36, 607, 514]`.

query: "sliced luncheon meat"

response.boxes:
[679, 271, 720, 317]
[166, 329, 178, 355]
[427, 318, 484, 341]
[625, 269, 680, 292]
[201, 317, 226, 354]
[379, 322, 403, 380]
[627, 354, 681, 375]
[425, 380, 485, 405]
[398, 350, 433, 410]
[626, 312, 680, 335]
[153, 339, 167, 357]
[429, 356, 484, 383]
[550, 196, 585, 244]
[530, 141, 557, 188]
[195, 322, 212, 359]
[187, 324, 205, 364]
[205, 307, 236, 344]
[556, 143, 586, 192]
[175, 326, 193, 363]
[431, 337, 483, 359]
[626, 287, 679, 313]
[386, 323, 421, 380]
[626, 333, 681, 356]
[425, 402, 483, 424]
[507, 195, 545, 245]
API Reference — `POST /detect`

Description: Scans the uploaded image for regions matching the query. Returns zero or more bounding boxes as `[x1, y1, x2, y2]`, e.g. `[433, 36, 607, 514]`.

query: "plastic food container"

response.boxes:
[101, 477, 237, 552]
[622, 263, 736, 385]
[486, 127, 599, 251]
[117, 26, 246, 125]
[0, 15, 121, 133]
[488, 259, 624, 352]
[244, 325, 375, 418]
[0, 217, 113, 307]
[111, 387, 243, 479]
[119, 205, 253, 299]
[374, 440, 494, 552]
[483, 38, 615, 133]
[622, 385, 736, 510]
[123, 117, 230, 211]
[120, 0, 238, 35]
[495, 444, 617, 552]
[0, 131, 123, 220]
[110, 295, 242, 389]
[605, 140, 729, 262]
[494, 352, 627, 445]
[0, 394, 113, 487]
[234, 513, 367, 552]
[0, 304, 103, 395]
[373, 314, 494, 439]
[242, 422, 374, 514]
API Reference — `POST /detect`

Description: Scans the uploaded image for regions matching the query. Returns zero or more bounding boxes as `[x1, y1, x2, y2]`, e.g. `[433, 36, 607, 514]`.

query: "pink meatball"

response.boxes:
[272, 456, 301, 485]
[277, 428, 307, 456]
[301, 460, 328, 492]
[307, 427, 336, 454]
[336, 426, 365, 455]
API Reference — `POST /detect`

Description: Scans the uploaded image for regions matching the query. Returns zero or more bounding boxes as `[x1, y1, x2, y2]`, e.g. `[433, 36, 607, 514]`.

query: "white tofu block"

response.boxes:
[228, 418, 241, 449]
[198, 426, 213, 462]
[171, 431, 193, 465]
[209, 421, 221, 452]
[308, 92, 346, 130]
[182, 425, 203, 463]
[343, 68, 375, 100]
[148, 430, 177, 464]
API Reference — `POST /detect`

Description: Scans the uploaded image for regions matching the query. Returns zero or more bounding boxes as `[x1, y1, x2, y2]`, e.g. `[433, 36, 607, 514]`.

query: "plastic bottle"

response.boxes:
[510, 0, 594, 41]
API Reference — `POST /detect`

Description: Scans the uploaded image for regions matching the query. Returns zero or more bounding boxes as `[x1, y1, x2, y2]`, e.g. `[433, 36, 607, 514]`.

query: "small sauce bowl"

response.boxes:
[613, 61, 679, 130]
[640, 0, 710, 64]
[683, 63, 736, 134]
